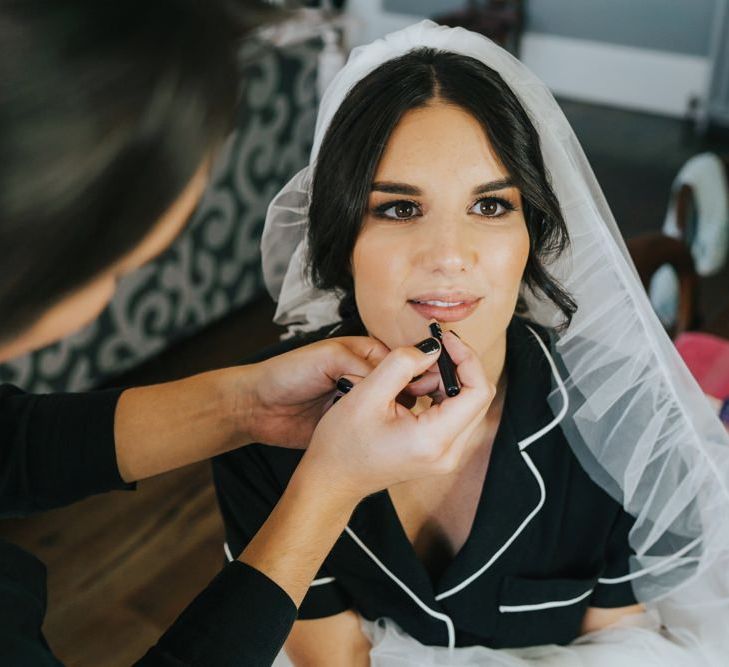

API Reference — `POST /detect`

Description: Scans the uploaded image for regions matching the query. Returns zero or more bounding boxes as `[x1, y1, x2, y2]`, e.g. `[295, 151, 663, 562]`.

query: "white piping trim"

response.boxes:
[524, 324, 709, 594]
[526, 325, 706, 592]
[597, 536, 703, 584]
[310, 576, 337, 587]
[433, 326, 566, 602]
[435, 451, 547, 601]
[499, 587, 594, 613]
[225, 542, 337, 587]
[344, 526, 456, 649]
[519, 325, 570, 451]
[344, 324, 565, 630]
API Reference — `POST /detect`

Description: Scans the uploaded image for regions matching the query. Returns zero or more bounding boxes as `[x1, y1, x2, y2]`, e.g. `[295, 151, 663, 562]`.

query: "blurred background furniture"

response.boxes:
[434, 0, 523, 54]
[671, 154, 729, 340]
[628, 153, 729, 342]
[627, 232, 699, 338]
[626, 151, 729, 428]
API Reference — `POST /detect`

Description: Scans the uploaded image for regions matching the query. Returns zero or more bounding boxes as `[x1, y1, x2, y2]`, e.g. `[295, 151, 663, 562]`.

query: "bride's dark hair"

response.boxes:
[307, 47, 577, 327]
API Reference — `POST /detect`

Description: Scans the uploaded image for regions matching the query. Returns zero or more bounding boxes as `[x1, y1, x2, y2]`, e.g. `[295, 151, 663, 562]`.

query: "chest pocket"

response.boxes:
[494, 575, 597, 648]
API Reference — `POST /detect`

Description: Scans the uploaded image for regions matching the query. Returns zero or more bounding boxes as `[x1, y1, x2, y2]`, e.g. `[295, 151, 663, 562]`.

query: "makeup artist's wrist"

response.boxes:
[238, 458, 358, 607]
[215, 364, 263, 447]
[293, 455, 365, 510]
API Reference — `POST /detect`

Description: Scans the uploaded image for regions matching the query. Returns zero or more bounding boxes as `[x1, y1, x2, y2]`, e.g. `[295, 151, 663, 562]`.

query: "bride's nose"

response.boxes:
[414, 221, 476, 276]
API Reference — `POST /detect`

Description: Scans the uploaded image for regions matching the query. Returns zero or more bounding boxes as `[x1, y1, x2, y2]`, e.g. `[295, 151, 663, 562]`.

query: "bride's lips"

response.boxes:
[407, 292, 482, 323]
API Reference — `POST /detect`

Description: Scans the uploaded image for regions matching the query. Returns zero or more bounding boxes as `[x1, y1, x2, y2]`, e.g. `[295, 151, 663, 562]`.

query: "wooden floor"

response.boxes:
[0, 296, 283, 666]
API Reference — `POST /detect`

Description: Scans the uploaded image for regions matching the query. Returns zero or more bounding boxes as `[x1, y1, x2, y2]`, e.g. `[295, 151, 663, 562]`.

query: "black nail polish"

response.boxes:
[415, 337, 441, 354]
[336, 377, 354, 393]
[428, 322, 460, 397]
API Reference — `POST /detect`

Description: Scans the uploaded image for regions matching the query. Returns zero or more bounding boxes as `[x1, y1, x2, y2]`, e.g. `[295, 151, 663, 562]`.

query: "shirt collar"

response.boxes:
[342, 317, 564, 636]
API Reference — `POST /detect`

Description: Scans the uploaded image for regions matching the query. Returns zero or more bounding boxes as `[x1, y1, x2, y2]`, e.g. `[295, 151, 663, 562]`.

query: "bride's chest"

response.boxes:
[388, 449, 491, 575]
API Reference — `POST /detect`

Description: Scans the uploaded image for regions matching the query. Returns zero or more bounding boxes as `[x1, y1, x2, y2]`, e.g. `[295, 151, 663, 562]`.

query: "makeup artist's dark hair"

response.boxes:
[307, 47, 577, 327]
[0, 0, 278, 342]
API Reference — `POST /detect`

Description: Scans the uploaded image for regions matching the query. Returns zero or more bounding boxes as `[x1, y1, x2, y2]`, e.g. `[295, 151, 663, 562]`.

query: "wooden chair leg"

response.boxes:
[626, 232, 699, 338]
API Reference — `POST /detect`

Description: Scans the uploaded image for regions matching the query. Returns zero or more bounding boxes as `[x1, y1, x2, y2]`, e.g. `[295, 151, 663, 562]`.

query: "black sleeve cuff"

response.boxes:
[0, 385, 134, 514]
[138, 561, 297, 667]
[590, 579, 638, 608]
[591, 509, 639, 608]
[27, 388, 134, 502]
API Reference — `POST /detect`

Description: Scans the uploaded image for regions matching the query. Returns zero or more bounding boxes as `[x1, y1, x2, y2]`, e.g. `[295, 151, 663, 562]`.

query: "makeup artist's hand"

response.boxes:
[240, 337, 389, 448]
[114, 336, 388, 481]
[296, 332, 494, 501]
[237, 333, 490, 611]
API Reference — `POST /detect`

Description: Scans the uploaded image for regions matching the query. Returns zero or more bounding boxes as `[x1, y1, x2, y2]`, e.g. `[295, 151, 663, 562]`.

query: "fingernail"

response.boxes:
[415, 337, 441, 354]
[336, 377, 354, 393]
[410, 373, 424, 383]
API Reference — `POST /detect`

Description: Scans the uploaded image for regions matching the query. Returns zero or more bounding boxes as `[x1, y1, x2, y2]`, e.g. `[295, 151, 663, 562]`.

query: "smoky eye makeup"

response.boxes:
[470, 195, 518, 217]
[368, 190, 520, 221]
[370, 199, 423, 220]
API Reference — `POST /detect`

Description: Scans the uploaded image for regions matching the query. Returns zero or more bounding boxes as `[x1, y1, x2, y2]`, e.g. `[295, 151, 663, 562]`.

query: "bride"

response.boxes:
[213, 20, 729, 666]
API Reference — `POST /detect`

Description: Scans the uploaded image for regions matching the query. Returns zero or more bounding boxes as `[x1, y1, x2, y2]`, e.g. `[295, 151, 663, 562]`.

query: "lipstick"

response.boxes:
[428, 322, 460, 397]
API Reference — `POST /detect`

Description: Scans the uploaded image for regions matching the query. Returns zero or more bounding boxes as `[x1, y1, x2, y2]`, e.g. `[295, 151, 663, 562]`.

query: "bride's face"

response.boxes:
[352, 102, 530, 361]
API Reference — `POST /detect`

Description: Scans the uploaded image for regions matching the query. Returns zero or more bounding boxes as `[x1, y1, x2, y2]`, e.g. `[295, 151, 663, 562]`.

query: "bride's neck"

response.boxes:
[480, 332, 508, 392]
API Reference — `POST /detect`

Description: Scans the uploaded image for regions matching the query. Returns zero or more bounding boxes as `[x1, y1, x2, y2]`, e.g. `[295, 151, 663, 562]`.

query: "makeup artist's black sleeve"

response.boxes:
[210, 323, 359, 624]
[136, 560, 297, 666]
[0, 383, 132, 515]
[214, 442, 353, 620]
[0, 383, 297, 666]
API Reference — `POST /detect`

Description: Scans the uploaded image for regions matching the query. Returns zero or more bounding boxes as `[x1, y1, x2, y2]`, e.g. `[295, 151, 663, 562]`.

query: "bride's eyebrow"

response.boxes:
[471, 177, 514, 195]
[371, 182, 421, 195]
[370, 177, 515, 196]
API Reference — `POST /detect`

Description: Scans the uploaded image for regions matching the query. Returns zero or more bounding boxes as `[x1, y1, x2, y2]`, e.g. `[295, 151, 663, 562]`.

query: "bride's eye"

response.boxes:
[372, 200, 422, 220]
[470, 197, 516, 217]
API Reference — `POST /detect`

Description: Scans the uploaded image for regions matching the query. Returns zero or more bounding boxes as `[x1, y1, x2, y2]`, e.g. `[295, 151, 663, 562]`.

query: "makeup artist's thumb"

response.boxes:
[354, 337, 442, 405]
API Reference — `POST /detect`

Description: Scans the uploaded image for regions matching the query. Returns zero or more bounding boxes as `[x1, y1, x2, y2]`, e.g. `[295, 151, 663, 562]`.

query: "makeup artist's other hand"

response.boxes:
[297, 332, 494, 501]
[240, 337, 388, 448]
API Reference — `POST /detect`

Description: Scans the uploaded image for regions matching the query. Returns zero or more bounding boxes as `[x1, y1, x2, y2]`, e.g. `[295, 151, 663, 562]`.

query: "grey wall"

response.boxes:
[384, 0, 468, 18]
[526, 0, 716, 56]
[384, 0, 717, 57]
[707, 0, 729, 125]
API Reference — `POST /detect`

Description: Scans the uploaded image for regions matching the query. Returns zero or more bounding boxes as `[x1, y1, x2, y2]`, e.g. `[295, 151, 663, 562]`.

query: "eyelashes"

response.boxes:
[371, 196, 518, 221]
[470, 197, 517, 217]
[372, 200, 421, 220]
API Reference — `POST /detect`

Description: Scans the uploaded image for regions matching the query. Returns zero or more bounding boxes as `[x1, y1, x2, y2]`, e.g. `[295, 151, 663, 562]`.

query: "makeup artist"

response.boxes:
[0, 2, 491, 666]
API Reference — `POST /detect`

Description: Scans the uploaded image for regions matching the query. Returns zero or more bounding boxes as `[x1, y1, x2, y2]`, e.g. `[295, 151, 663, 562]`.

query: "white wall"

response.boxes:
[519, 33, 710, 118]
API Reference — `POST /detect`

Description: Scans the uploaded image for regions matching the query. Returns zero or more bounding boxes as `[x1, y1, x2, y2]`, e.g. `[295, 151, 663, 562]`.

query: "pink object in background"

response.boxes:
[675, 332, 729, 429]
[675, 332, 729, 399]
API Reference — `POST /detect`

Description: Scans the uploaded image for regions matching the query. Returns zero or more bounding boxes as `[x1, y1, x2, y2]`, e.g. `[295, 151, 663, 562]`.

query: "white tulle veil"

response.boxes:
[261, 19, 729, 665]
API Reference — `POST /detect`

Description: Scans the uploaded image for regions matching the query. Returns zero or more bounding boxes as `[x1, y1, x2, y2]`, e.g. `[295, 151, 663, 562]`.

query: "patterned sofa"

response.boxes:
[0, 34, 324, 393]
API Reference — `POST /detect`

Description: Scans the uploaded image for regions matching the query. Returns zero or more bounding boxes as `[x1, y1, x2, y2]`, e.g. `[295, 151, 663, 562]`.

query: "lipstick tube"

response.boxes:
[428, 322, 460, 397]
